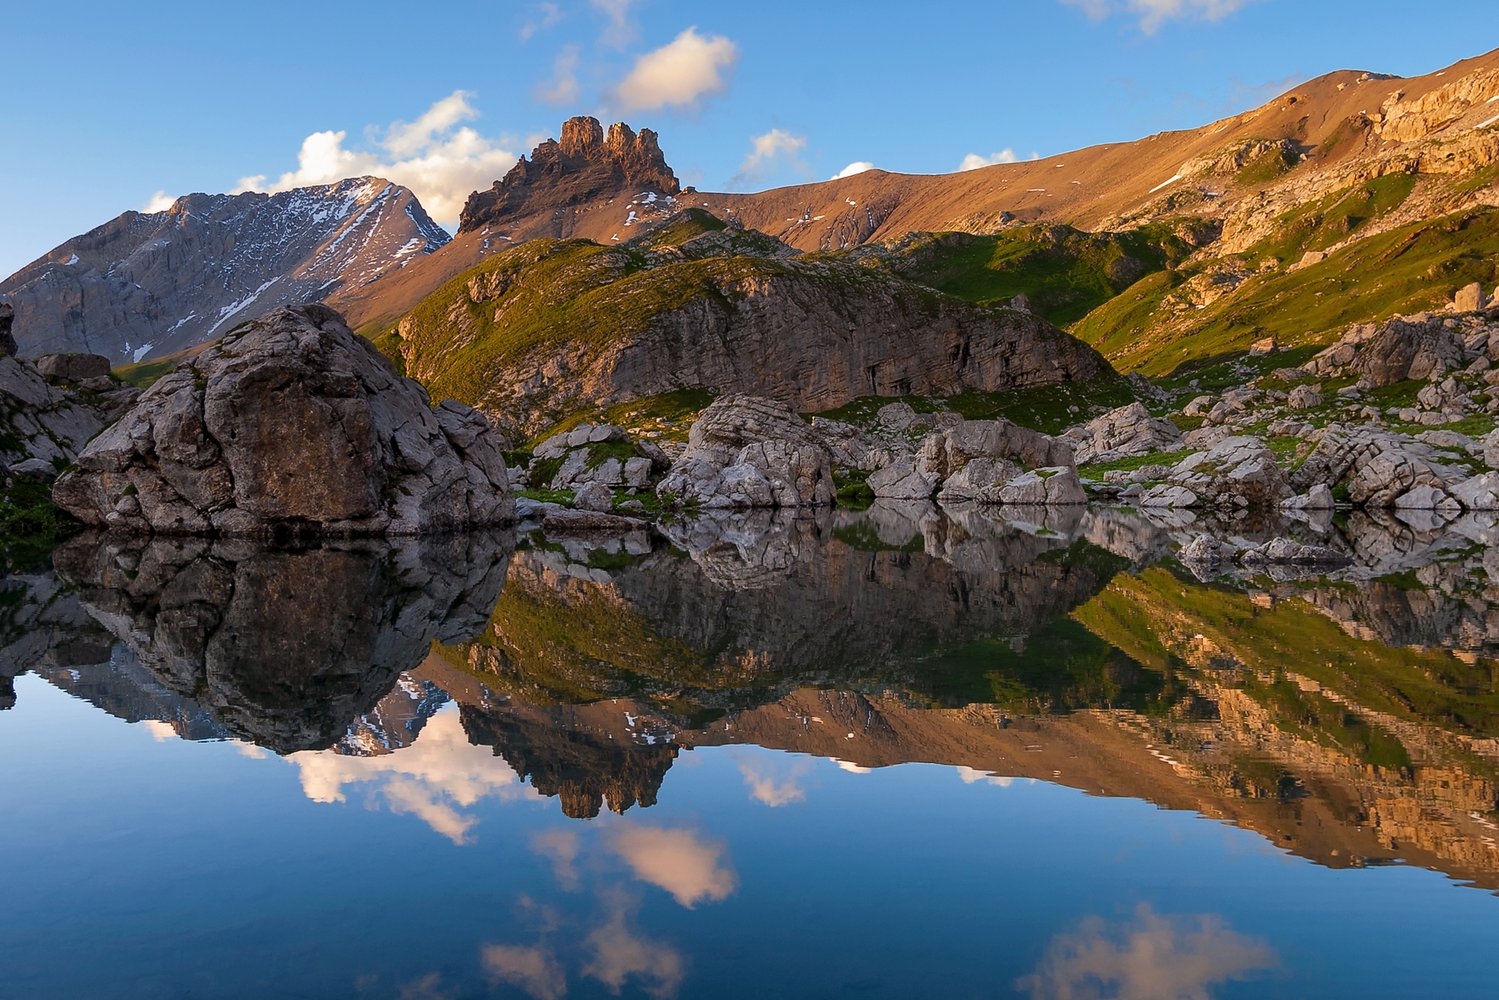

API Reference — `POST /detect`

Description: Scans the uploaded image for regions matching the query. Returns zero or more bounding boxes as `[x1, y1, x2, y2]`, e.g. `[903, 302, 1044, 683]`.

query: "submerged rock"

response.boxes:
[52, 306, 514, 537]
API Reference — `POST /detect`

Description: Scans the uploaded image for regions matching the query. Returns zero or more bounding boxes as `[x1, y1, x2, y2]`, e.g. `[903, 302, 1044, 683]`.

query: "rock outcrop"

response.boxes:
[52, 306, 514, 537]
[0, 354, 108, 480]
[394, 239, 1113, 438]
[460, 117, 681, 236]
[656, 395, 835, 508]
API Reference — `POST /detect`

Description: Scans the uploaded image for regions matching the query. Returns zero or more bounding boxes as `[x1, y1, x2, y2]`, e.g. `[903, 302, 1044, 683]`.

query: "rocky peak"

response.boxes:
[459, 116, 680, 234]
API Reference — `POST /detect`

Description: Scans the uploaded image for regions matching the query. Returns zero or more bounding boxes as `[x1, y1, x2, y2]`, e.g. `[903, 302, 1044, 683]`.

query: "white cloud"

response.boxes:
[832, 161, 875, 180]
[234, 90, 519, 231]
[536, 45, 582, 106]
[609, 825, 738, 908]
[141, 191, 177, 213]
[520, 1, 563, 41]
[611, 27, 738, 113]
[735, 128, 808, 184]
[482, 944, 567, 1000]
[1017, 904, 1277, 999]
[289, 704, 537, 844]
[959, 149, 1020, 171]
[1063, 0, 1253, 33]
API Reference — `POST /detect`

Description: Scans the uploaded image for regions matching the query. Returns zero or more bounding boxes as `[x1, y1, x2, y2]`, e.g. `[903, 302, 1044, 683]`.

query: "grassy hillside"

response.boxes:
[1075, 207, 1499, 375]
[857, 223, 1196, 327]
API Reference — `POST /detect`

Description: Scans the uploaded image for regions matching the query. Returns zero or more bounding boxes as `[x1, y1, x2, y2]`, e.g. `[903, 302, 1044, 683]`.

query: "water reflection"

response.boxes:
[4, 503, 1499, 897]
[1017, 904, 1278, 1000]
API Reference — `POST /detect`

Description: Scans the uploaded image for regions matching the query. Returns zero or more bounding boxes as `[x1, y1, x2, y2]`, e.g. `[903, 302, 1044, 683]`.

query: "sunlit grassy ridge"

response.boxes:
[1074, 205, 1499, 375]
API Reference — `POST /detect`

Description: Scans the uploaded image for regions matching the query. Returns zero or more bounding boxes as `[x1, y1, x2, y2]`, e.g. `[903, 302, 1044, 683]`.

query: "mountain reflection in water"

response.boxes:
[5, 502, 1498, 900]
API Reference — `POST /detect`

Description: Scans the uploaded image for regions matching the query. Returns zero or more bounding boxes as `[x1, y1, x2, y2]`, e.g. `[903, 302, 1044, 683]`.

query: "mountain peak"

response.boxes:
[458, 116, 679, 234]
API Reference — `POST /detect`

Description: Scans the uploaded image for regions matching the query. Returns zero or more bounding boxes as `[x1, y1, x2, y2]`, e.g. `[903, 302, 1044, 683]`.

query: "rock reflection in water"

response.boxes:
[7, 501, 1499, 892]
[46, 531, 514, 752]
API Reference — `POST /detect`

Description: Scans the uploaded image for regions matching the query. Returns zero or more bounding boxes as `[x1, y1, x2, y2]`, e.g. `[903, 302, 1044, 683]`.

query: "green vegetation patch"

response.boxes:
[864, 224, 1194, 327]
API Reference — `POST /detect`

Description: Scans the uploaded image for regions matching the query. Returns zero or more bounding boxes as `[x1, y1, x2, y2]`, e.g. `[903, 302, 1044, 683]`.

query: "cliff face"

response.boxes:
[391, 238, 1112, 437]
[1, 178, 450, 365]
[459, 117, 680, 236]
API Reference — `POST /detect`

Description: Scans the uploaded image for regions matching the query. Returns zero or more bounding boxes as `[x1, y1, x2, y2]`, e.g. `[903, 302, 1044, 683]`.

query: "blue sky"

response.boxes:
[2, 0, 1495, 278]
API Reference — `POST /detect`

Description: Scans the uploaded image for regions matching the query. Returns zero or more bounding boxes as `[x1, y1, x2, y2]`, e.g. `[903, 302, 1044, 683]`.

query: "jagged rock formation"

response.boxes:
[50, 530, 512, 753]
[460, 117, 679, 235]
[391, 238, 1111, 437]
[52, 306, 514, 537]
[1, 177, 449, 365]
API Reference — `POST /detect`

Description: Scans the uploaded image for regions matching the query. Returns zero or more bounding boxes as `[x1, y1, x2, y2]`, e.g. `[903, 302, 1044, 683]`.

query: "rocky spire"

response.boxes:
[459, 116, 680, 233]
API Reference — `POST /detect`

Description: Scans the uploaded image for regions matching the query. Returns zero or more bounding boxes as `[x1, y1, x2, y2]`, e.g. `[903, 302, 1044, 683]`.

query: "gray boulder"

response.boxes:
[657, 395, 834, 508]
[52, 305, 514, 537]
[1064, 402, 1181, 463]
[997, 467, 1086, 506]
[1166, 436, 1292, 509]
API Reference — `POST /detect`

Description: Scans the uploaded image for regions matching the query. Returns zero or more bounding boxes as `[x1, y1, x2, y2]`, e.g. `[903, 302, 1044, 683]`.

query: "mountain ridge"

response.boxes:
[1, 176, 450, 364]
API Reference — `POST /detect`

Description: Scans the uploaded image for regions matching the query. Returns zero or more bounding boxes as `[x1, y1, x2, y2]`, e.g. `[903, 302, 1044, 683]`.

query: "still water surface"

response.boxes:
[3, 503, 1498, 998]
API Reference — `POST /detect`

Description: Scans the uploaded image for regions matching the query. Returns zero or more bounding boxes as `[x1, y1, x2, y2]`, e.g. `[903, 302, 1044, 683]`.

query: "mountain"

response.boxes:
[339, 47, 1499, 375]
[1, 177, 450, 365]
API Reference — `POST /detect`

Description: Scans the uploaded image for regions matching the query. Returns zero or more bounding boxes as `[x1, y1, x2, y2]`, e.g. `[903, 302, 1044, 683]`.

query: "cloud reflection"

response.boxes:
[482, 944, 567, 1000]
[1017, 904, 1276, 1000]
[736, 755, 808, 807]
[608, 826, 738, 908]
[288, 705, 537, 844]
[582, 900, 687, 999]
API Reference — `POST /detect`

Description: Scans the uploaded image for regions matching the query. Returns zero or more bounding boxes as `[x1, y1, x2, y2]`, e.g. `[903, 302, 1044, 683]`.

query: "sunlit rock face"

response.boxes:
[51, 531, 513, 752]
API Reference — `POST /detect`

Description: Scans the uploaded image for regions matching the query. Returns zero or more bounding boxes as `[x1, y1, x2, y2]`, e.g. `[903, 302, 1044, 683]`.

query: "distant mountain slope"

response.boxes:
[339, 46, 1499, 357]
[1, 177, 449, 364]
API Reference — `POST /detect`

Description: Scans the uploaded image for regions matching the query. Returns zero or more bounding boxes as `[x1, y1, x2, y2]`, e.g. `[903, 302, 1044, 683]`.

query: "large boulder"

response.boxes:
[34, 353, 112, 382]
[1164, 436, 1292, 509]
[1304, 315, 1467, 386]
[917, 419, 1073, 477]
[1063, 402, 1182, 464]
[52, 305, 514, 537]
[656, 395, 834, 508]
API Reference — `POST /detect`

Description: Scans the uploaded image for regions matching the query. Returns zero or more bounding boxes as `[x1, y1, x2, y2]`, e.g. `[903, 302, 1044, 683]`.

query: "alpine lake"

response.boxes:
[4, 501, 1498, 999]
